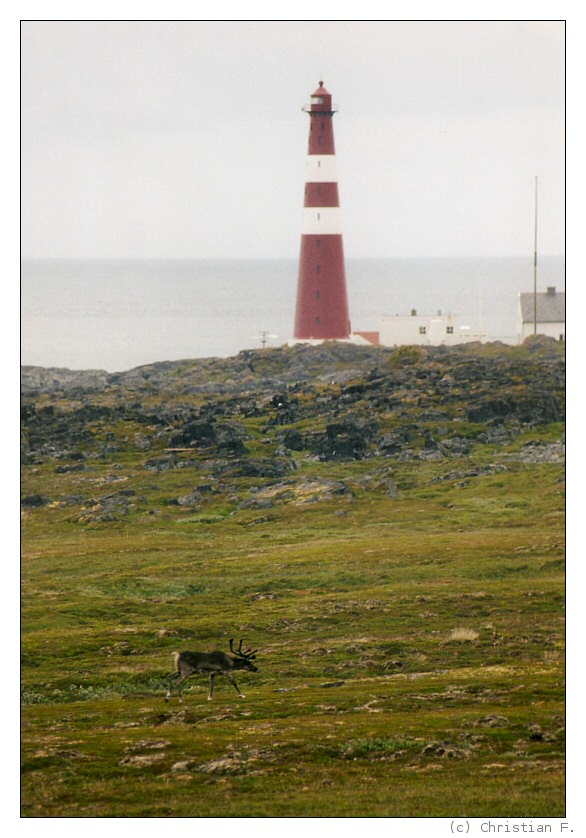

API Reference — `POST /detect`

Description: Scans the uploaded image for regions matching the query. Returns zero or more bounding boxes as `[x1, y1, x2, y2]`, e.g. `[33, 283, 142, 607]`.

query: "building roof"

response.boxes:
[353, 331, 380, 345]
[519, 289, 565, 323]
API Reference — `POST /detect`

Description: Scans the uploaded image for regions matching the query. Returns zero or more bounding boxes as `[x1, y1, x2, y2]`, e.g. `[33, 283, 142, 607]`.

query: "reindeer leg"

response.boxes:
[208, 674, 214, 700]
[166, 670, 181, 701]
[227, 673, 245, 698]
[172, 672, 191, 703]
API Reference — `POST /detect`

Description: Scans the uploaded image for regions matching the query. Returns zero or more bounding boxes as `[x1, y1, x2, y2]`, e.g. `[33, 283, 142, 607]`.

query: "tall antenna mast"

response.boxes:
[533, 176, 538, 335]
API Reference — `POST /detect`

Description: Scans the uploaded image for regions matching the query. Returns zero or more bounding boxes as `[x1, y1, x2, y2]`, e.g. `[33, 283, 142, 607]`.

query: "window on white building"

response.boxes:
[419, 326, 426, 335]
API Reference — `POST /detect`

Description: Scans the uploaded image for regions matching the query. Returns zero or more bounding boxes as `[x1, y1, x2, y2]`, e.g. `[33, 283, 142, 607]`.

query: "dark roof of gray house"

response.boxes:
[519, 288, 565, 323]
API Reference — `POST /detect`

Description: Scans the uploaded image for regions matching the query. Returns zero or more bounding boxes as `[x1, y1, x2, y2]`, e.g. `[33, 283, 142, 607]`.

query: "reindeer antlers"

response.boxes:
[229, 638, 258, 660]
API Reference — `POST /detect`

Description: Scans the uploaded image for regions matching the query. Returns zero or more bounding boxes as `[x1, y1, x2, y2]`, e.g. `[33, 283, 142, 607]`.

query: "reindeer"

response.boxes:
[165, 639, 258, 702]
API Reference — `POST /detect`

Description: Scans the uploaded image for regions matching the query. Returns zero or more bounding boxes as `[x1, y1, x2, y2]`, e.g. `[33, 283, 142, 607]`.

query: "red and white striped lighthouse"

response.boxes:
[293, 81, 351, 340]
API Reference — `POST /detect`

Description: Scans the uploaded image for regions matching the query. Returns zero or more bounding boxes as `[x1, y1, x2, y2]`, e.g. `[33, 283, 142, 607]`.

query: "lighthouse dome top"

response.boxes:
[308, 81, 335, 113]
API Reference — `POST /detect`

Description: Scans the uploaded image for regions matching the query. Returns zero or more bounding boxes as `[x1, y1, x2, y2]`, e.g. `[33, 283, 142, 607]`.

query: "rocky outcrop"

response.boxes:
[20, 366, 110, 393]
[21, 342, 565, 494]
[169, 420, 249, 456]
[313, 419, 381, 461]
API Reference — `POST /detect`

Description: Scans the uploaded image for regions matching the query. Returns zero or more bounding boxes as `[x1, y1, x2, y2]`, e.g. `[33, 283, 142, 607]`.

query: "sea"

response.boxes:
[21, 256, 565, 373]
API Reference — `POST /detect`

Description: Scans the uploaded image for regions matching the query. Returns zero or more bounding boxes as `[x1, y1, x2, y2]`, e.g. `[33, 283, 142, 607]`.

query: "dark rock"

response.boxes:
[175, 491, 203, 506]
[265, 393, 303, 426]
[438, 437, 472, 456]
[144, 456, 177, 472]
[315, 419, 380, 461]
[170, 419, 249, 457]
[466, 392, 563, 425]
[278, 429, 305, 451]
[54, 459, 87, 473]
[226, 458, 294, 478]
[379, 432, 410, 454]
[57, 450, 86, 461]
[77, 491, 138, 522]
[171, 420, 216, 447]
[21, 494, 51, 508]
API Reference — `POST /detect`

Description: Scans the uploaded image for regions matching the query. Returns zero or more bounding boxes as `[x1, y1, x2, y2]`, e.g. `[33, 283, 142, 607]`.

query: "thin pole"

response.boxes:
[533, 176, 538, 335]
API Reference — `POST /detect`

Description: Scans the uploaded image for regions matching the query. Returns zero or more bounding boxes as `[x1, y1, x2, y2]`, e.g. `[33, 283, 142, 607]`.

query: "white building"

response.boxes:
[362, 310, 483, 347]
[517, 287, 565, 344]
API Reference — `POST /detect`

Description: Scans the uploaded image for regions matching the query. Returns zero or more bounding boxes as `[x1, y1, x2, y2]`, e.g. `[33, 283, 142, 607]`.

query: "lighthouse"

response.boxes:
[293, 81, 351, 341]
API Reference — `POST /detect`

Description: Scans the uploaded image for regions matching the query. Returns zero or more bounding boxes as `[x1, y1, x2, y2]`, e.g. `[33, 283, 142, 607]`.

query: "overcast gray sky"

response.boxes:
[21, 20, 565, 260]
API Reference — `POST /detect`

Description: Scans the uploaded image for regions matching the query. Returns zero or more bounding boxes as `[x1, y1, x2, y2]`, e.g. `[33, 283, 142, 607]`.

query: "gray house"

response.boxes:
[517, 286, 565, 343]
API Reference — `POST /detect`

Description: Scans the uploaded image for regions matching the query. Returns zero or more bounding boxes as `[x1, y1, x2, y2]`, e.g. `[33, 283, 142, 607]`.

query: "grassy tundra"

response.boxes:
[20, 342, 565, 817]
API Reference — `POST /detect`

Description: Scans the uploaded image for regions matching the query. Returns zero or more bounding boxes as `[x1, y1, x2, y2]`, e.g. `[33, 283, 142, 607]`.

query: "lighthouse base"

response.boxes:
[293, 235, 350, 341]
[287, 333, 377, 349]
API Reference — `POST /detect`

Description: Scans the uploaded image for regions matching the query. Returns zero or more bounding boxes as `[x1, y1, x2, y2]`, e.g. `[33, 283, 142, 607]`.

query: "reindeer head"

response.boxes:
[229, 638, 259, 672]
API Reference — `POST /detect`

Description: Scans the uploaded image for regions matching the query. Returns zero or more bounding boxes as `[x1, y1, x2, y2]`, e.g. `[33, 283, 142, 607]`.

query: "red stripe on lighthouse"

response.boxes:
[304, 182, 340, 207]
[293, 82, 350, 341]
[308, 122, 335, 155]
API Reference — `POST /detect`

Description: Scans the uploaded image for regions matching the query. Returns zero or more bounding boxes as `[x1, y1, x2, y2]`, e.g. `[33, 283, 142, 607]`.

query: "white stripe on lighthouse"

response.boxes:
[301, 207, 343, 234]
[305, 155, 339, 183]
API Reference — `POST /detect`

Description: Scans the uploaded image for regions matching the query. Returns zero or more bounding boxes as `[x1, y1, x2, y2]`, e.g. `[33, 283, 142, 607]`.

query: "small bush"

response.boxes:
[444, 628, 480, 644]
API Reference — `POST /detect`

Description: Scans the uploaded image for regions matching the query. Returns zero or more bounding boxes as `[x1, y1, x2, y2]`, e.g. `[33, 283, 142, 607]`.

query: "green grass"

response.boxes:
[21, 465, 565, 815]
